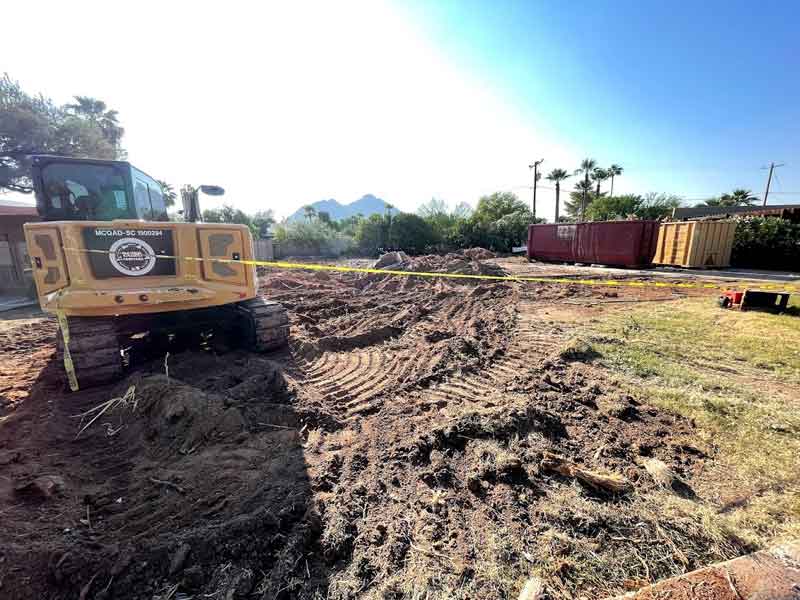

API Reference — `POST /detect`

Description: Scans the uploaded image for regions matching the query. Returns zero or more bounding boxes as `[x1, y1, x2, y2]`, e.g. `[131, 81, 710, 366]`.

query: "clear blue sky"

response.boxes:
[401, 0, 800, 204]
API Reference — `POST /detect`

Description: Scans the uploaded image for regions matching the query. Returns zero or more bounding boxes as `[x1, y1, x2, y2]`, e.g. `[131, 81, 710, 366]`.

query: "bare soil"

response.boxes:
[0, 258, 748, 599]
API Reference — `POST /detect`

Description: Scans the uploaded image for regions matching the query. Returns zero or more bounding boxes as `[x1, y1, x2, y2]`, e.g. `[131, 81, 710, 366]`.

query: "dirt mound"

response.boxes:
[372, 251, 409, 269]
[369, 252, 508, 290]
[0, 357, 328, 600]
[462, 247, 496, 260]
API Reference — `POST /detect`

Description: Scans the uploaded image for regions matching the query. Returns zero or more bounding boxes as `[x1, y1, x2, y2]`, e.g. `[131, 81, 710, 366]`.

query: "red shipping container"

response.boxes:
[527, 221, 660, 268]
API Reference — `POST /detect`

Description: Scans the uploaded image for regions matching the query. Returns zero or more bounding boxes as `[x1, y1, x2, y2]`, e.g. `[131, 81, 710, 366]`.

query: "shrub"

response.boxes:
[274, 220, 337, 246]
[731, 216, 800, 270]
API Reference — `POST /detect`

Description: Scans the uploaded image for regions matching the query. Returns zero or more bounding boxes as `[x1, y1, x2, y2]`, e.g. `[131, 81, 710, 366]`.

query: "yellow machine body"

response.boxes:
[24, 220, 258, 318]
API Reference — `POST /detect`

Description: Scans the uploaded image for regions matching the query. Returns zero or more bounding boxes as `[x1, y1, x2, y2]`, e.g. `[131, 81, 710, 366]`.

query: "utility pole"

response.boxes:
[529, 159, 544, 220]
[762, 162, 785, 206]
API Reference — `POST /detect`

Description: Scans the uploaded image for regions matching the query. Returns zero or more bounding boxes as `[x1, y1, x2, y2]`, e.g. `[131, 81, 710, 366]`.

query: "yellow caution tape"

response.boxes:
[55, 309, 79, 392]
[62, 247, 800, 293]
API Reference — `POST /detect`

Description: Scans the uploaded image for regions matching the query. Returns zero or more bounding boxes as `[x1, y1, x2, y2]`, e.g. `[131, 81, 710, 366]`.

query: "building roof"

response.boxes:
[0, 205, 38, 217]
[672, 204, 800, 221]
[0, 192, 38, 217]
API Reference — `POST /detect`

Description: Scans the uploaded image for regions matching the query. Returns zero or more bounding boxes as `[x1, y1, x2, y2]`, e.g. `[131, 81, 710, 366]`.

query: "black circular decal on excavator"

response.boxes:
[109, 238, 157, 276]
[82, 227, 176, 279]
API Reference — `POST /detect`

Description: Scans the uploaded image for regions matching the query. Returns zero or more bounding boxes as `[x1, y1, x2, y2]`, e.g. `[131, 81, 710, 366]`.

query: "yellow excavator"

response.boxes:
[23, 155, 289, 388]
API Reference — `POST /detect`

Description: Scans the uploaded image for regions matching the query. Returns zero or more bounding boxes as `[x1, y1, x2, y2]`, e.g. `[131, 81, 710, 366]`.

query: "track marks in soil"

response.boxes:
[290, 296, 577, 420]
[414, 299, 573, 410]
[293, 348, 407, 418]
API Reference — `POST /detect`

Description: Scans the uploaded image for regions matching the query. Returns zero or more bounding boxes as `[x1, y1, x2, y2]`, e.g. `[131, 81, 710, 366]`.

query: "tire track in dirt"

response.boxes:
[411, 298, 573, 410]
[296, 346, 425, 418]
[292, 294, 575, 420]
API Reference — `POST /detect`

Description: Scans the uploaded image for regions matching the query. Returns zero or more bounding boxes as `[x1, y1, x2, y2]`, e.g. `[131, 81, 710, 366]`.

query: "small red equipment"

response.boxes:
[718, 289, 791, 313]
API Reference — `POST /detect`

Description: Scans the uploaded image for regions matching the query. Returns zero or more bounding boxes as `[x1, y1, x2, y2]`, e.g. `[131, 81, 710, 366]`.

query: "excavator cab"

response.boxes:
[23, 155, 289, 389]
[34, 156, 168, 222]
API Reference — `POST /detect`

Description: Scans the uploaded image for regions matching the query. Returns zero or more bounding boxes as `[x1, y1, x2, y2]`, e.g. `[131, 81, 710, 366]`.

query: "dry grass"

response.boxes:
[585, 297, 800, 547]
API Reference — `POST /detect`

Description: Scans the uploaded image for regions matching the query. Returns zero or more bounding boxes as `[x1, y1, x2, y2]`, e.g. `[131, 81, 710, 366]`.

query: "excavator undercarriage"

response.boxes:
[55, 297, 290, 387]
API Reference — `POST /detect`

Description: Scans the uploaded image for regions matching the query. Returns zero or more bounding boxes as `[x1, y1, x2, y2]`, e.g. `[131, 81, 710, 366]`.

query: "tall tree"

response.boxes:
[638, 192, 682, 219]
[302, 205, 317, 222]
[700, 189, 758, 207]
[472, 191, 527, 225]
[66, 95, 125, 156]
[545, 168, 570, 223]
[252, 209, 276, 238]
[728, 189, 758, 206]
[0, 74, 124, 193]
[417, 197, 447, 219]
[202, 204, 252, 228]
[607, 164, 623, 197]
[585, 194, 642, 221]
[565, 180, 595, 220]
[573, 158, 597, 221]
[591, 167, 608, 197]
[386, 212, 438, 253]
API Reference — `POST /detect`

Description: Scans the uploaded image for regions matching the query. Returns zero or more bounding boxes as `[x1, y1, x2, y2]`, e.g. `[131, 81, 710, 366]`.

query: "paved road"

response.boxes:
[498, 257, 800, 287]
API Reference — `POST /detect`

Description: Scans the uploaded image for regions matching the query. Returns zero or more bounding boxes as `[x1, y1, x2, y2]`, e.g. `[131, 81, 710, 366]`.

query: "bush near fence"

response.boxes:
[731, 216, 800, 270]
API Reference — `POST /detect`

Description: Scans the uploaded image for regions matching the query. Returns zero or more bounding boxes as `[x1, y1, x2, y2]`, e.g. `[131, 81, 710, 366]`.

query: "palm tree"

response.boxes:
[546, 168, 570, 223]
[157, 180, 177, 207]
[702, 189, 758, 208]
[591, 168, 609, 197]
[573, 158, 597, 221]
[729, 189, 758, 206]
[607, 164, 623, 197]
[565, 180, 594, 220]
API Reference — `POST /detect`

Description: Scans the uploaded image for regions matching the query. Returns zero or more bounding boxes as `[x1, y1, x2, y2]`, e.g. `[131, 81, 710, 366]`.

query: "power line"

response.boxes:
[773, 171, 784, 193]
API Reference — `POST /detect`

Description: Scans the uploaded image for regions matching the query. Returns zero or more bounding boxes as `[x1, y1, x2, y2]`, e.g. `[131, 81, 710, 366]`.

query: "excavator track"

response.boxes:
[56, 316, 123, 388]
[236, 297, 290, 352]
[54, 298, 288, 390]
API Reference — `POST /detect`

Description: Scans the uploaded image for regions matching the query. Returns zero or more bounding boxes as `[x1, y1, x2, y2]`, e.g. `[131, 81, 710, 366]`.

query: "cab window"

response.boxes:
[147, 183, 167, 220]
[134, 180, 151, 217]
[41, 162, 134, 220]
[132, 168, 168, 221]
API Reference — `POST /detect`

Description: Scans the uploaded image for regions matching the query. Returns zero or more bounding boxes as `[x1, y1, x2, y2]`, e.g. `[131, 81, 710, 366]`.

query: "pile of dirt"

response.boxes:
[0, 356, 330, 600]
[370, 251, 508, 282]
[372, 251, 410, 269]
[462, 247, 496, 260]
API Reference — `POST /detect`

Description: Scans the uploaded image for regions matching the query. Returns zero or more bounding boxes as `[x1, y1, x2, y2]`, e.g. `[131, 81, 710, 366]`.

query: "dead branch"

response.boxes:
[541, 452, 632, 494]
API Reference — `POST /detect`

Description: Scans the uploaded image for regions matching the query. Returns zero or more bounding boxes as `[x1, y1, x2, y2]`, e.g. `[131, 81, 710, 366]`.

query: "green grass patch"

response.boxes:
[583, 297, 800, 545]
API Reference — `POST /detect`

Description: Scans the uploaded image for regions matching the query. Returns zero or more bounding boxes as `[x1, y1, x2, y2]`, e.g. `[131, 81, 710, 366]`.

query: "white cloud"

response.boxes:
[3, 0, 631, 221]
